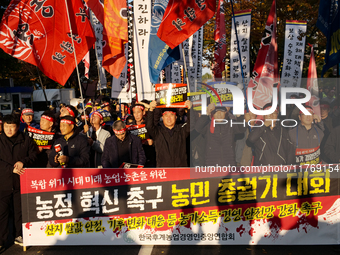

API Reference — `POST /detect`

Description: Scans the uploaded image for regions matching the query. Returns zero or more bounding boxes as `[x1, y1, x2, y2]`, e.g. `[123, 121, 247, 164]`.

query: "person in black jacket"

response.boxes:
[34, 110, 59, 168]
[323, 125, 340, 163]
[101, 120, 146, 168]
[246, 104, 295, 166]
[146, 100, 192, 167]
[195, 103, 247, 166]
[0, 114, 37, 249]
[49, 116, 90, 168]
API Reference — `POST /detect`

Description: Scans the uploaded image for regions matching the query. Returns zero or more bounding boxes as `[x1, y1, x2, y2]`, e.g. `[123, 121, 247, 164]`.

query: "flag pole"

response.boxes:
[89, 10, 103, 96]
[181, 42, 191, 93]
[230, 0, 248, 111]
[35, 66, 49, 107]
[64, 0, 88, 131]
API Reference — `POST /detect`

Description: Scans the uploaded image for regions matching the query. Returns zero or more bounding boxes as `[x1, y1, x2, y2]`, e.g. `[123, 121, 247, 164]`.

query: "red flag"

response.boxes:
[82, 51, 90, 79]
[247, 0, 279, 109]
[157, 0, 216, 49]
[306, 44, 321, 119]
[0, 0, 95, 85]
[85, 0, 127, 78]
[84, 0, 104, 24]
[213, 0, 226, 79]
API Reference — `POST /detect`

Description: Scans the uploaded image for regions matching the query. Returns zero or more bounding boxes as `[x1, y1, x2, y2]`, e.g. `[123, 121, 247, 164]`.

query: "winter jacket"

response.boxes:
[101, 133, 146, 168]
[0, 132, 37, 191]
[195, 114, 247, 166]
[323, 125, 340, 163]
[49, 133, 90, 168]
[247, 124, 295, 166]
[88, 127, 111, 168]
[146, 110, 190, 167]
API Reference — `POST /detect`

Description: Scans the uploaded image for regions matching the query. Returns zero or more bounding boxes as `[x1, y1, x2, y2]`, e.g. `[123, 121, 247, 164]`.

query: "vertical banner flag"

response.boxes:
[89, 9, 107, 89]
[157, 0, 216, 49]
[230, 10, 251, 86]
[127, 6, 137, 100]
[247, 0, 278, 109]
[134, 0, 155, 101]
[281, 20, 307, 89]
[102, 0, 128, 78]
[0, 0, 95, 85]
[317, 0, 340, 76]
[196, 27, 203, 84]
[85, 0, 128, 79]
[188, 30, 199, 91]
[112, 43, 131, 103]
[307, 45, 321, 119]
[171, 62, 182, 83]
[213, 0, 226, 79]
[148, 0, 180, 84]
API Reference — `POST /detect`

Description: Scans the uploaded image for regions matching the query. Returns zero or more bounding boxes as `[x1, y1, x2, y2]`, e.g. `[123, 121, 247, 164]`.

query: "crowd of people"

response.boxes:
[1, 88, 340, 251]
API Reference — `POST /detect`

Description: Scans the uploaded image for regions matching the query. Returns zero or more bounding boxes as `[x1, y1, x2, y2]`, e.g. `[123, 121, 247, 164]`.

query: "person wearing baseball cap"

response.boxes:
[19, 108, 40, 133]
[49, 116, 90, 168]
[288, 105, 325, 165]
[101, 120, 146, 168]
[247, 103, 295, 166]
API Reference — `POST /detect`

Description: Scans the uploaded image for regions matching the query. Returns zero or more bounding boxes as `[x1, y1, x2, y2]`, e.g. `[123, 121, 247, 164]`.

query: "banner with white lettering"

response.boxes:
[21, 166, 339, 245]
[90, 10, 107, 89]
[134, 0, 155, 101]
[230, 10, 251, 86]
[281, 20, 307, 89]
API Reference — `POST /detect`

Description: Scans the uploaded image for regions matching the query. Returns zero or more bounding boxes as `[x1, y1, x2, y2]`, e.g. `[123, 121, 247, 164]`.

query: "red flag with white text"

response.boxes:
[213, 0, 226, 79]
[306, 45, 321, 119]
[157, 0, 216, 49]
[247, 0, 279, 109]
[0, 0, 95, 85]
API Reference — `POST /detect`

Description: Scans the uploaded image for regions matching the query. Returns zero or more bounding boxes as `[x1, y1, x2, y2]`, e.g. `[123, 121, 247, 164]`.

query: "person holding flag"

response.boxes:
[85, 110, 111, 168]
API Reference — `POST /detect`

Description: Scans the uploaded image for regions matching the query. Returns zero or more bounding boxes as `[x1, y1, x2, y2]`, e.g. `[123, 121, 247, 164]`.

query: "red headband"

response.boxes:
[41, 115, 55, 122]
[93, 111, 103, 120]
[66, 107, 75, 117]
[22, 109, 34, 115]
[133, 105, 145, 111]
[263, 106, 278, 112]
[60, 119, 75, 125]
[113, 128, 126, 135]
[0, 120, 2, 124]
[81, 115, 89, 120]
[299, 108, 314, 114]
[162, 111, 176, 116]
[320, 104, 330, 109]
[101, 102, 110, 107]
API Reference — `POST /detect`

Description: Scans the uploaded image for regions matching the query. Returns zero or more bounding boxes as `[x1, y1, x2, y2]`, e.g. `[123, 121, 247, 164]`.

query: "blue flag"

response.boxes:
[148, 0, 180, 83]
[317, 0, 340, 76]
